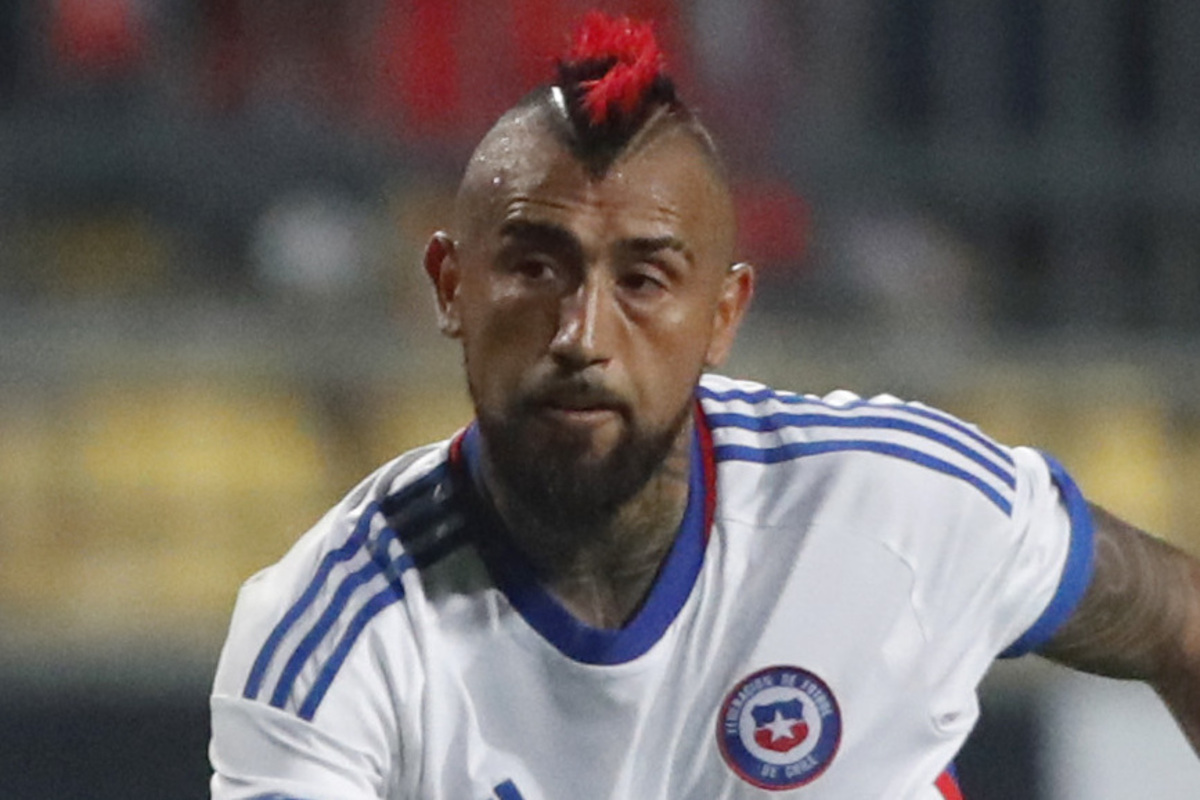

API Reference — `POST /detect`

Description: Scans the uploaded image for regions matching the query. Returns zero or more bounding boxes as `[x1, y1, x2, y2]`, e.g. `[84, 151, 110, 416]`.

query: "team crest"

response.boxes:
[717, 665, 842, 791]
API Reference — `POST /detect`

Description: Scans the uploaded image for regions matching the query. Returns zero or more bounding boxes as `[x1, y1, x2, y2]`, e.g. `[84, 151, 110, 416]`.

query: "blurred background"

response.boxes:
[2, 0, 1200, 797]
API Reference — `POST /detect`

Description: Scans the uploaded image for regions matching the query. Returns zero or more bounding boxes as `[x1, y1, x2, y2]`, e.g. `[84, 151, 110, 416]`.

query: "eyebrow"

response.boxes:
[620, 235, 691, 265]
[496, 218, 583, 266]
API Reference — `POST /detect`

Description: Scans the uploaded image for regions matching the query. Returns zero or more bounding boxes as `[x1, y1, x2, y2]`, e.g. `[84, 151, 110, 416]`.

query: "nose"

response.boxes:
[548, 276, 614, 369]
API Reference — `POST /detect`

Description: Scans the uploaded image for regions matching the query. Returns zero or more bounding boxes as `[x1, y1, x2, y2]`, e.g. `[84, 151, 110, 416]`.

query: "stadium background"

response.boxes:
[2, 0, 1200, 796]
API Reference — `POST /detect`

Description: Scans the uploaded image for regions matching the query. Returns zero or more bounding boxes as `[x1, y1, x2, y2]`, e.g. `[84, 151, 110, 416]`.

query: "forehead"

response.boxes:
[457, 114, 733, 255]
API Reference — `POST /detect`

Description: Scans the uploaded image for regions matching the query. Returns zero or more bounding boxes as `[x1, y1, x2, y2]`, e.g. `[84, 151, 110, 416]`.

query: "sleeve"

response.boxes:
[209, 555, 410, 800]
[888, 444, 1096, 743]
[996, 451, 1095, 657]
[917, 445, 1096, 665]
[210, 696, 388, 800]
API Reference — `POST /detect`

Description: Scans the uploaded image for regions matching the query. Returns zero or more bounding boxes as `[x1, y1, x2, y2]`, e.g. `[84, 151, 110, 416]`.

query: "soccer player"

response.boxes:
[209, 12, 1200, 799]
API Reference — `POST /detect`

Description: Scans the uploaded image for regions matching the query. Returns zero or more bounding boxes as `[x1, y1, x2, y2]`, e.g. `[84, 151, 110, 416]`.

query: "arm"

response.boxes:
[210, 694, 389, 800]
[210, 566, 404, 800]
[1037, 503, 1200, 756]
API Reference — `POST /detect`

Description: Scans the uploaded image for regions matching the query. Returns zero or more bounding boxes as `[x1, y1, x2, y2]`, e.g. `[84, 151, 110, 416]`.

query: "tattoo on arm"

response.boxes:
[1039, 504, 1195, 679]
[1038, 503, 1200, 754]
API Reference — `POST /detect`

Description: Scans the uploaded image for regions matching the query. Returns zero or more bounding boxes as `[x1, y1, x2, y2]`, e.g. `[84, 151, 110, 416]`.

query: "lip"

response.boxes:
[540, 405, 621, 425]
[528, 394, 626, 431]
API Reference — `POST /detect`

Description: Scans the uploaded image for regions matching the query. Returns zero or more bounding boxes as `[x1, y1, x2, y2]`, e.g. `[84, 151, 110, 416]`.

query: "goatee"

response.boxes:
[475, 392, 692, 533]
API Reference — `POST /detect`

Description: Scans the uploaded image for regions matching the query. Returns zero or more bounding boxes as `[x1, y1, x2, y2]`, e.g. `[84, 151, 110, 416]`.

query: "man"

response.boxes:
[209, 13, 1200, 799]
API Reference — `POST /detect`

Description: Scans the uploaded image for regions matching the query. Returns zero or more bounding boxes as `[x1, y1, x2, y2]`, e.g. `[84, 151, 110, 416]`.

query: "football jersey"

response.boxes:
[209, 373, 1094, 799]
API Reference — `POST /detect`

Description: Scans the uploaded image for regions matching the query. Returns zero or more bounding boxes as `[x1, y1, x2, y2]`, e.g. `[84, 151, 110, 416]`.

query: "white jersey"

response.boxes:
[210, 374, 1094, 800]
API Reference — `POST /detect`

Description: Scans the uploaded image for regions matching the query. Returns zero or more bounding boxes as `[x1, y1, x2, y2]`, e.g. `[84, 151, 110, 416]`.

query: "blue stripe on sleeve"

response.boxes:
[698, 385, 788, 405]
[243, 505, 378, 700]
[379, 462, 449, 517]
[714, 439, 1013, 515]
[706, 410, 1016, 489]
[297, 580, 407, 721]
[698, 385, 1014, 467]
[292, 519, 469, 720]
[243, 467, 446, 701]
[999, 454, 1096, 658]
[267, 528, 406, 709]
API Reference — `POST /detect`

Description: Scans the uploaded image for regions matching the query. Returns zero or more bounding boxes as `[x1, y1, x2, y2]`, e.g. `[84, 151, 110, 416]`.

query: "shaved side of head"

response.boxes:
[453, 92, 735, 264]
[452, 13, 732, 257]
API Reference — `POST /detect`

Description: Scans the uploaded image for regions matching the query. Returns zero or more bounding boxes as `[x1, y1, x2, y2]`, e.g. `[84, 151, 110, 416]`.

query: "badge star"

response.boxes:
[763, 710, 798, 743]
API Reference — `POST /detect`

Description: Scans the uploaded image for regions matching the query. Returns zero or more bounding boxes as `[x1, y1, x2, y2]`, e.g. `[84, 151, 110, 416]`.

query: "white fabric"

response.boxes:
[210, 374, 1088, 799]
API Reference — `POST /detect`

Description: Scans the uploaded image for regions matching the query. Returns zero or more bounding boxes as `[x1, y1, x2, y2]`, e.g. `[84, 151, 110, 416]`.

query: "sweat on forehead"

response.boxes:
[453, 99, 731, 243]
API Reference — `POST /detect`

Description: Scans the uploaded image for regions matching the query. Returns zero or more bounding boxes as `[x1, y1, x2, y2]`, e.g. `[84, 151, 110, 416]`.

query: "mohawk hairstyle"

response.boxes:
[551, 11, 684, 172]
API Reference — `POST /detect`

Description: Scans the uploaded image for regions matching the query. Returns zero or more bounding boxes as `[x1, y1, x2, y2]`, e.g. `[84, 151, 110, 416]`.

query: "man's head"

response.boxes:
[424, 13, 754, 528]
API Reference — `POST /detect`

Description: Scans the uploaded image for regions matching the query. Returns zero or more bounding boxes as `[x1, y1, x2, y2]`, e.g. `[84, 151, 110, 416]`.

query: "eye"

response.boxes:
[510, 255, 558, 282]
[618, 266, 669, 297]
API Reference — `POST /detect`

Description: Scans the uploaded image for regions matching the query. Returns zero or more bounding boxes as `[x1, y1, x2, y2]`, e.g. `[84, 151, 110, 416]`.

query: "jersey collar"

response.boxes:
[452, 401, 715, 665]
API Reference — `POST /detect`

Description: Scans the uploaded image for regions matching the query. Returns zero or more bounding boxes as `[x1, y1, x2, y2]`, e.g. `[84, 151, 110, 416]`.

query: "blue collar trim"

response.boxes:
[460, 420, 709, 665]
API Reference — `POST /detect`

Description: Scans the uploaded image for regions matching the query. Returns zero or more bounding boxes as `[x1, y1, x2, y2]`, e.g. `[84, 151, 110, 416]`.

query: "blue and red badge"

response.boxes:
[717, 665, 842, 791]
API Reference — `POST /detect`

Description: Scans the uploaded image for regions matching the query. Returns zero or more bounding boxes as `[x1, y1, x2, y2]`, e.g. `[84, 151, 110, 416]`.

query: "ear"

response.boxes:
[424, 231, 464, 338]
[705, 262, 755, 368]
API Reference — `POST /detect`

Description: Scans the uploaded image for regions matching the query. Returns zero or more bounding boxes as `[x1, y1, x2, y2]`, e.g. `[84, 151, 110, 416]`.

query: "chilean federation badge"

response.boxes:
[717, 665, 842, 791]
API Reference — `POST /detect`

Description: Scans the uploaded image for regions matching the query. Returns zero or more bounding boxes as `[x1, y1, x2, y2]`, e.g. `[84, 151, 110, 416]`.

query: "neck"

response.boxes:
[482, 419, 694, 629]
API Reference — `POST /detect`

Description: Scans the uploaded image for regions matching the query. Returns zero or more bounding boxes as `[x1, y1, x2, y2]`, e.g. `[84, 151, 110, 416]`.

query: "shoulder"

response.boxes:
[212, 438, 460, 716]
[210, 438, 478, 795]
[698, 373, 1021, 520]
[698, 374, 1093, 658]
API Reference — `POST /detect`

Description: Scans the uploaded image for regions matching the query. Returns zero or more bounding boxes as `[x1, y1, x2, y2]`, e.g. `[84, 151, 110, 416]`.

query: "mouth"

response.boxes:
[541, 405, 620, 426]
[525, 384, 627, 428]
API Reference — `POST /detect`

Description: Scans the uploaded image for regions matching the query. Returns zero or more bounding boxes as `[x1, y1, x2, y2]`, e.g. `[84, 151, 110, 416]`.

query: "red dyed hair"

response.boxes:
[555, 11, 677, 135]
[537, 10, 711, 176]
[563, 11, 666, 126]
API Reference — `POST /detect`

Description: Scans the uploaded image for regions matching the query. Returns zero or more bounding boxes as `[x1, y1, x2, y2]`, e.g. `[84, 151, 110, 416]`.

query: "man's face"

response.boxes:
[427, 115, 751, 524]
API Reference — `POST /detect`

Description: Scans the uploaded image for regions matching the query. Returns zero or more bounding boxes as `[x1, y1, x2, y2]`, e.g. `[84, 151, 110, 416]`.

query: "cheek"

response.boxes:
[655, 293, 721, 363]
[460, 287, 555, 392]
[475, 288, 557, 355]
[631, 314, 714, 418]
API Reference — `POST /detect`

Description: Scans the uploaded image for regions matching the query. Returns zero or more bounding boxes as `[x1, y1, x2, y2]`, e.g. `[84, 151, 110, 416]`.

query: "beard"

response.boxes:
[472, 379, 692, 532]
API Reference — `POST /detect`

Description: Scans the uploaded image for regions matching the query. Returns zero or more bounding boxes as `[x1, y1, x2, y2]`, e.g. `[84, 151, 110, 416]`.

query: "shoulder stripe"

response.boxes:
[267, 512, 473, 713]
[706, 410, 1015, 489]
[297, 582, 406, 721]
[698, 385, 1012, 468]
[282, 513, 468, 718]
[242, 505, 378, 701]
[698, 384, 787, 405]
[242, 465, 446, 702]
[267, 527, 409, 709]
[380, 463, 450, 519]
[408, 513, 471, 568]
[714, 439, 1012, 515]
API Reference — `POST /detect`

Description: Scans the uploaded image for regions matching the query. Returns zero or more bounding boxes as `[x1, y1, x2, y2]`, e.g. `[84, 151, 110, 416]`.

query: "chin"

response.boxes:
[478, 403, 686, 529]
